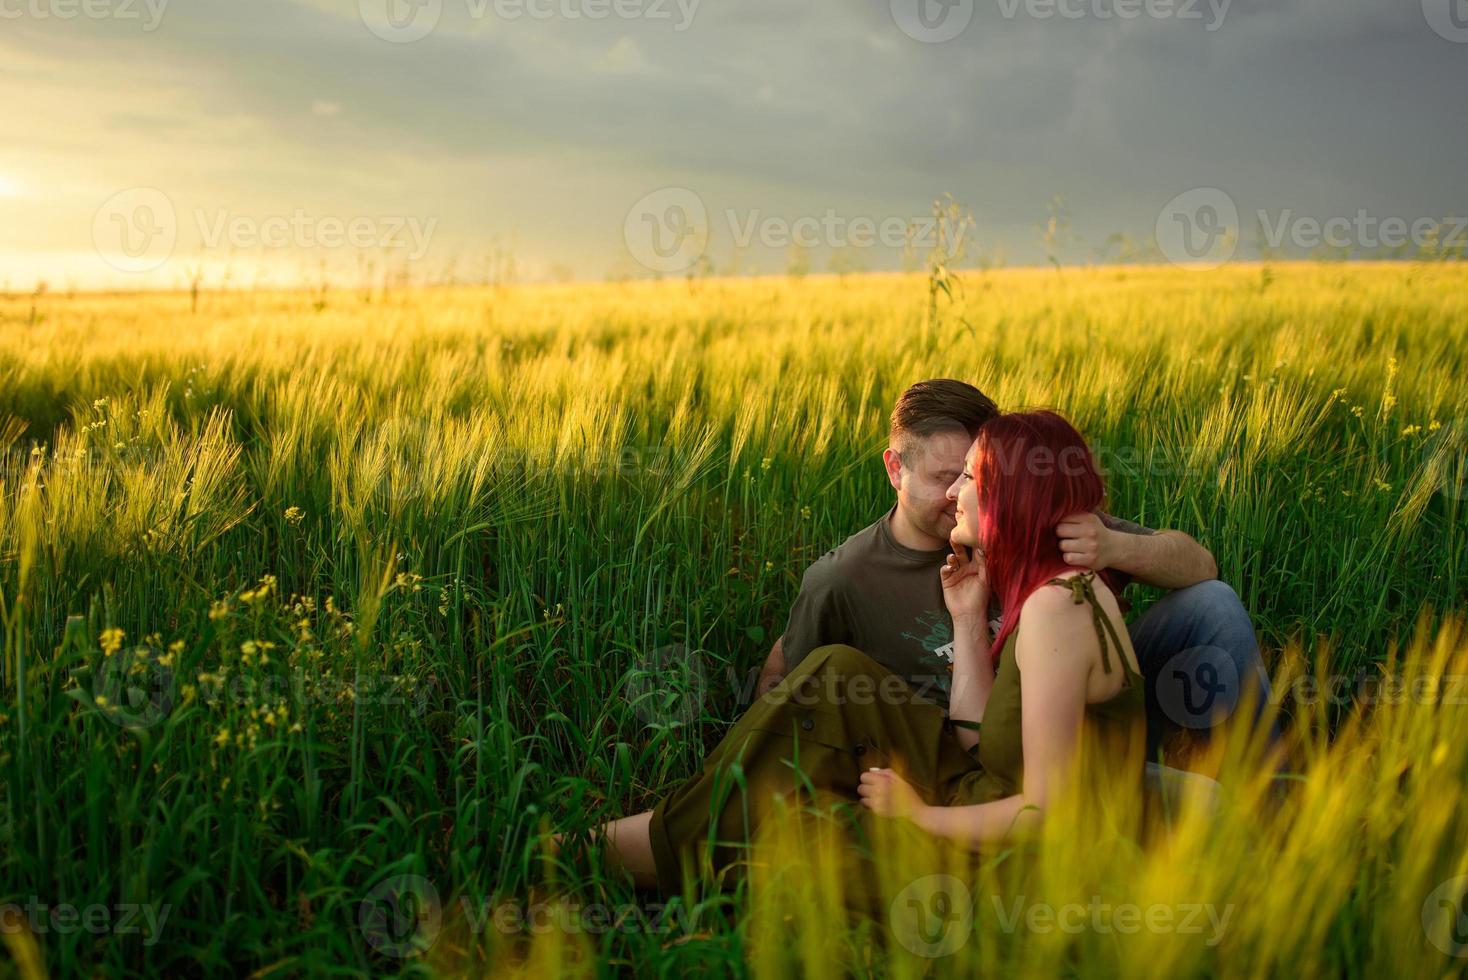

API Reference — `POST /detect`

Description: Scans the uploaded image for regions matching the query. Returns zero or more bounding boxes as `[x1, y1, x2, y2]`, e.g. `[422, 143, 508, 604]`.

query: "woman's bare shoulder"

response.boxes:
[1014, 572, 1112, 668]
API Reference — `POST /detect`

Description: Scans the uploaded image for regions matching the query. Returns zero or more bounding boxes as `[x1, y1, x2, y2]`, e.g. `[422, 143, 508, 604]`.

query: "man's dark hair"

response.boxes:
[889, 378, 1000, 465]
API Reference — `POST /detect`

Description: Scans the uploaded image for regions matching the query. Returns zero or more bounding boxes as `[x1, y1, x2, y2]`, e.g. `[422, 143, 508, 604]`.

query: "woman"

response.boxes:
[591, 410, 1146, 892]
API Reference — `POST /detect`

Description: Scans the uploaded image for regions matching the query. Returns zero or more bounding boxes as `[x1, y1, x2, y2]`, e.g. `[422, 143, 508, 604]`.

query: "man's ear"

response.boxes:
[882, 447, 904, 492]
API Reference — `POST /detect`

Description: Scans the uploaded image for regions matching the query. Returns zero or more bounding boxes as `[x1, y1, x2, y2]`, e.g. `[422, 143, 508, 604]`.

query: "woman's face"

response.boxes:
[945, 439, 982, 549]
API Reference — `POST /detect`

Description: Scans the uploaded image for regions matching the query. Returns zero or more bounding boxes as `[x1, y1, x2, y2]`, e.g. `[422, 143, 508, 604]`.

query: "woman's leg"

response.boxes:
[588, 646, 971, 895]
[549, 811, 658, 889]
[595, 810, 658, 889]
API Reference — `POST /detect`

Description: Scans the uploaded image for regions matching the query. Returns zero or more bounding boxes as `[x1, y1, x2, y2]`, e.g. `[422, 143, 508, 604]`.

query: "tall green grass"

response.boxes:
[0, 262, 1465, 975]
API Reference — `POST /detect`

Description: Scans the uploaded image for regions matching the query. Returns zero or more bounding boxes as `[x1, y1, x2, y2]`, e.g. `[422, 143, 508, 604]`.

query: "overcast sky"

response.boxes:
[2, 0, 1465, 288]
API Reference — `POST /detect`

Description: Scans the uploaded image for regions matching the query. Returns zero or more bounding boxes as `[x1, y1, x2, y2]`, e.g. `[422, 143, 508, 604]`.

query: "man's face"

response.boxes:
[889, 428, 971, 545]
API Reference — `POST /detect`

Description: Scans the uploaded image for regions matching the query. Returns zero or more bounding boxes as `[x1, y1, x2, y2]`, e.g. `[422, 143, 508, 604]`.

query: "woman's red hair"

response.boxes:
[972, 410, 1114, 659]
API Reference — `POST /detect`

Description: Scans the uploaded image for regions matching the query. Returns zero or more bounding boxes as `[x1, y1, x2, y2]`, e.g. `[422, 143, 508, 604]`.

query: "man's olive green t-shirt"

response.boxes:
[781, 506, 1149, 704]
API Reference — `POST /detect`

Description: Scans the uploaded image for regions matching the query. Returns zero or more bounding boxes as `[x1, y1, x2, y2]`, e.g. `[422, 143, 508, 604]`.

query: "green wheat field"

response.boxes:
[2, 261, 1467, 977]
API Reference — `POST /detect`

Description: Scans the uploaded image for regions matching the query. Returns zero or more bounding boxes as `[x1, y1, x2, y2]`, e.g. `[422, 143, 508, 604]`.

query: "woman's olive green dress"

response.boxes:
[648, 571, 1146, 896]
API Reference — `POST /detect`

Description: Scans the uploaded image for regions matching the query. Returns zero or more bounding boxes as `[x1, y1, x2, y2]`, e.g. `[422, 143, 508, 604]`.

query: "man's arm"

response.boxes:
[755, 635, 787, 697]
[1110, 527, 1218, 589]
[1057, 512, 1218, 589]
[760, 557, 849, 696]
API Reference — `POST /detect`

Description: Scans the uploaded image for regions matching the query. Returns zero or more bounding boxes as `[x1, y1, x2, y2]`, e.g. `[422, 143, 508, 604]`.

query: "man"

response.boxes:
[754, 379, 1275, 766]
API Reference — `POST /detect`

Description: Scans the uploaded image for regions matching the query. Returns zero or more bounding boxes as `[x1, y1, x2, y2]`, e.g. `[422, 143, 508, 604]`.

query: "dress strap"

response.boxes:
[1044, 570, 1128, 676]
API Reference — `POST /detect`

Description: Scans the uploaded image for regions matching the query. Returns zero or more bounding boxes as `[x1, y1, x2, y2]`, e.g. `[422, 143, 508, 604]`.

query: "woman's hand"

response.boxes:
[858, 767, 927, 821]
[940, 536, 990, 624]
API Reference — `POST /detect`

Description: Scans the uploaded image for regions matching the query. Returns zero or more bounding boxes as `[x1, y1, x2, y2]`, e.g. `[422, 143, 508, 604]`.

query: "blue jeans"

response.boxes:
[1127, 580, 1279, 763]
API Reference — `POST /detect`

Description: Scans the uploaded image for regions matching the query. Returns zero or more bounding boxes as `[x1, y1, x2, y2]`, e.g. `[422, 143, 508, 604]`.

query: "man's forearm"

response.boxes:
[1110, 528, 1217, 589]
[755, 636, 787, 697]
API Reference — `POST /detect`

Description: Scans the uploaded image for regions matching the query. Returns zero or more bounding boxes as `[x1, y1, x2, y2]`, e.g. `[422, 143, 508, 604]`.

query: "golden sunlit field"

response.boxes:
[2, 262, 1467, 976]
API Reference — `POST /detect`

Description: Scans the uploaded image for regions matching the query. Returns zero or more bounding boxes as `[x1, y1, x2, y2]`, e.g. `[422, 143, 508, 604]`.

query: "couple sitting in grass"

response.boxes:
[589, 379, 1275, 893]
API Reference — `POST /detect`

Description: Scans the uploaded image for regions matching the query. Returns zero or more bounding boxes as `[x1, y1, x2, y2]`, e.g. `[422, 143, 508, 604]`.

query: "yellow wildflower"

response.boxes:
[241, 575, 278, 606]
